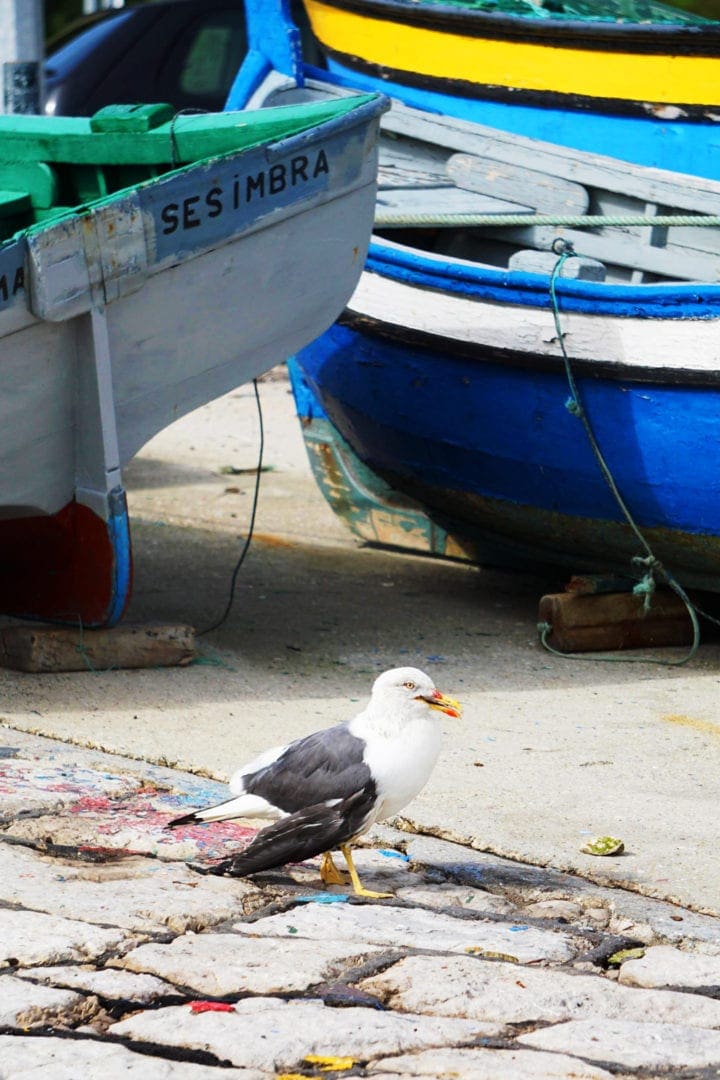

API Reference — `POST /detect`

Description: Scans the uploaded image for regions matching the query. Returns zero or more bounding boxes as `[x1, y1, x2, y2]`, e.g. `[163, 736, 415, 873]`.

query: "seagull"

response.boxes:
[167, 666, 461, 898]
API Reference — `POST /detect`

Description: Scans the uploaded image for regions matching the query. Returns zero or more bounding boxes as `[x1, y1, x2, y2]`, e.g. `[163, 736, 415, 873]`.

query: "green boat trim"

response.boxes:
[0, 96, 378, 243]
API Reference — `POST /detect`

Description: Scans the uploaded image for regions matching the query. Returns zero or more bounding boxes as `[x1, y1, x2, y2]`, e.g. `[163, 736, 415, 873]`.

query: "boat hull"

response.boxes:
[290, 243, 720, 592]
[0, 97, 386, 625]
[304, 0, 720, 179]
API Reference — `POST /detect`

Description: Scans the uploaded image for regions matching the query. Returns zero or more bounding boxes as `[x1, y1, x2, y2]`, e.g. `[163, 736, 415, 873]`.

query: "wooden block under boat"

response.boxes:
[0, 623, 195, 673]
[538, 590, 693, 653]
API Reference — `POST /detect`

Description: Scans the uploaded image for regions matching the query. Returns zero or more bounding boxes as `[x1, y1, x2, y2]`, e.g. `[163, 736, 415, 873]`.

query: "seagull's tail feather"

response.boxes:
[166, 793, 276, 829]
[223, 787, 376, 877]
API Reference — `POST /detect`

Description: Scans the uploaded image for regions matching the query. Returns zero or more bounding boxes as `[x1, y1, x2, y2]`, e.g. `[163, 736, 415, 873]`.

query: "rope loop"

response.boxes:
[551, 237, 576, 257]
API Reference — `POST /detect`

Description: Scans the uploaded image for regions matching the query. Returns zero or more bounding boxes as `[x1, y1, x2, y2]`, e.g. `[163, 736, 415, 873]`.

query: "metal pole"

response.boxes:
[0, 0, 43, 114]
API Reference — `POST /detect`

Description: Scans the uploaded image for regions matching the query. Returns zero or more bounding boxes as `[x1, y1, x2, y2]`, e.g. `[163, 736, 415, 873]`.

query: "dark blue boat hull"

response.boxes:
[289, 317, 720, 591]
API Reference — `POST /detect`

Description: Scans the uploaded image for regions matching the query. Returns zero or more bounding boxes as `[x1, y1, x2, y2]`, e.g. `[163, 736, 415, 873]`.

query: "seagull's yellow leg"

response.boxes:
[340, 843, 392, 899]
[320, 850, 350, 885]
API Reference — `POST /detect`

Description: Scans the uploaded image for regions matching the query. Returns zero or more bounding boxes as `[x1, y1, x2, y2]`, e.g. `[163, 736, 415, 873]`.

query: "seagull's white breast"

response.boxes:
[358, 715, 442, 822]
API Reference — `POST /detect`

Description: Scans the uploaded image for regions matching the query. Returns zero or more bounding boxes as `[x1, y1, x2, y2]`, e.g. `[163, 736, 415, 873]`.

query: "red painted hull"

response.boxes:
[0, 496, 133, 627]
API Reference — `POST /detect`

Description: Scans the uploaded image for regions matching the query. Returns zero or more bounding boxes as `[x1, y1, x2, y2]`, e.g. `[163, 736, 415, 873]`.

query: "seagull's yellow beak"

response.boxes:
[421, 690, 462, 718]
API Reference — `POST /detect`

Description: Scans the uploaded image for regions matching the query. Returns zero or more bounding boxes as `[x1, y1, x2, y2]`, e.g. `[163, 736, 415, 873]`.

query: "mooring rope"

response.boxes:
[537, 239, 707, 665]
[375, 211, 720, 229]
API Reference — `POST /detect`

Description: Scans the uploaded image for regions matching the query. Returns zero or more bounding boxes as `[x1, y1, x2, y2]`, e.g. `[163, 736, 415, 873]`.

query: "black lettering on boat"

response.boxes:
[313, 149, 329, 178]
[269, 164, 286, 195]
[206, 187, 223, 218]
[182, 195, 201, 229]
[291, 156, 309, 185]
[0, 265, 24, 305]
[246, 172, 265, 201]
[160, 202, 179, 235]
[233, 176, 240, 210]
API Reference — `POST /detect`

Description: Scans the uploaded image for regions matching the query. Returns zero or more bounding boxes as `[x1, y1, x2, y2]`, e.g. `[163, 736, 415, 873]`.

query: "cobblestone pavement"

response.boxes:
[2, 729, 720, 1079]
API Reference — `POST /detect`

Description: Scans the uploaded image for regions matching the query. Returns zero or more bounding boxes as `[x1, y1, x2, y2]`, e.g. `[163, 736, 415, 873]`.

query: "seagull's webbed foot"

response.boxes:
[320, 850, 351, 886]
[341, 843, 392, 900]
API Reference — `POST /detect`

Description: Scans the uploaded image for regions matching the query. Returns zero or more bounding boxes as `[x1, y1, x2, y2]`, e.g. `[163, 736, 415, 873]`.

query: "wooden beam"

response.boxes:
[0, 623, 195, 672]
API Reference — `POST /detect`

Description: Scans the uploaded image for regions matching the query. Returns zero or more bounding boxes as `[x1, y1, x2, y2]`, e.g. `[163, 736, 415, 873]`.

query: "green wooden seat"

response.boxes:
[0, 162, 58, 208]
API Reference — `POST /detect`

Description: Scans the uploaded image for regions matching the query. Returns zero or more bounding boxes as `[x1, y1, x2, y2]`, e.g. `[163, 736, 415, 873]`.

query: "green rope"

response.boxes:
[375, 211, 720, 229]
[540, 239, 702, 666]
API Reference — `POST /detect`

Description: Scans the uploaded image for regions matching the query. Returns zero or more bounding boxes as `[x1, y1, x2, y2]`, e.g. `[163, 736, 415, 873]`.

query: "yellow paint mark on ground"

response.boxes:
[661, 713, 720, 736]
[305, 1055, 356, 1071]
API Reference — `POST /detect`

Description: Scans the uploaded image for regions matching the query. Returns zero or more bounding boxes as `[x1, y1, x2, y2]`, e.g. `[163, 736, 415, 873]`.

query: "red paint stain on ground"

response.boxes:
[190, 1001, 235, 1013]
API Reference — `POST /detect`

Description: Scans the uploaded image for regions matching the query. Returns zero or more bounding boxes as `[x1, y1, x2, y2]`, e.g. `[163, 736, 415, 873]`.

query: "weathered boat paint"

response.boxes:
[0, 95, 387, 625]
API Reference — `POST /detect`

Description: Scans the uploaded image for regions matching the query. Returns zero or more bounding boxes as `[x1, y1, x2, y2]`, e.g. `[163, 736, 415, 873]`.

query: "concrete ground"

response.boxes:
[2, 369, 720, 921]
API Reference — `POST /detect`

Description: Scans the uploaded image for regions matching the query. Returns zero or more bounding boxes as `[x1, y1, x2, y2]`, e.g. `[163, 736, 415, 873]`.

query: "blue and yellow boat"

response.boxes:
[300, 0, 720, 178]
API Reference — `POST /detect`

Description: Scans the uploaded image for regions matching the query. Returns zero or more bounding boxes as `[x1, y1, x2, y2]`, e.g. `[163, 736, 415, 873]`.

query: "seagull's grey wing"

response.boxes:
[219, 784, 377, 877]
[242, 724, 371, 814]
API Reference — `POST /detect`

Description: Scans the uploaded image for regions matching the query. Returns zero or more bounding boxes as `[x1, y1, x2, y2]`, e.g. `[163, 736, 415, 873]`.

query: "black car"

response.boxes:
[44, 0, 324, 116]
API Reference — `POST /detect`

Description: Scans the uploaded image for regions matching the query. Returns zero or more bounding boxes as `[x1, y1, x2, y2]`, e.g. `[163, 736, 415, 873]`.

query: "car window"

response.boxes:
[158, 10, 247, 108]
[179, 22, 244, 97]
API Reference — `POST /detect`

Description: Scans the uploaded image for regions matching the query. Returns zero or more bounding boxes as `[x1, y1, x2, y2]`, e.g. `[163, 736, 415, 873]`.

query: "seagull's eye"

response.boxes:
[403, 681, 416, 690]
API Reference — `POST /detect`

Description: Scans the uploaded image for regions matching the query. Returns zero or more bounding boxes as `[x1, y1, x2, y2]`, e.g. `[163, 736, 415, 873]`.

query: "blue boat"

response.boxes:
[230, 4, 720, 595]
[254, 96, 720, 592]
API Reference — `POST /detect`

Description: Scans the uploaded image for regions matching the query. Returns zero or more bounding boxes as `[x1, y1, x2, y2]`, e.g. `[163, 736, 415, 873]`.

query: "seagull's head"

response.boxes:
[370, 666, 462, 722]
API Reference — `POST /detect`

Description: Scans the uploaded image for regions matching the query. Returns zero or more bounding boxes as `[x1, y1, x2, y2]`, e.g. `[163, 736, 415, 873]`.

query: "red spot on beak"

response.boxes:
[422, 689, 462, 718]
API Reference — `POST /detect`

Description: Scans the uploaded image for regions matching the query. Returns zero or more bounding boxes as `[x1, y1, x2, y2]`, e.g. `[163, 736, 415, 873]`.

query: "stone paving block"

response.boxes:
[0, 908, 134, 969]
[0, 1036, 264, 1078]
[109, 998, 500, 1071]
[233, 903, 579, 963]
[394, 884, 515, 916]
[403, 833, 720, 950]
[0, 760, 140, 820]
[370, 1046, 614, 1079]
[115, 931, 380, 995]
[360, 954, 720, 1028]
[518, 1019, 720, 1070]
[618, 944, 720, 990]
[16, 965, 177, 1003]
[0, 976, 92, 1028]
[523, 899, 584, 920]
[0, 841, 255, 932]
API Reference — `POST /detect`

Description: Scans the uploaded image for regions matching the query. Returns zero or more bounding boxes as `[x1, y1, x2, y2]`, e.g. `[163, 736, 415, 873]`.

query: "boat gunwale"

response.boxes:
[367, 237, 720, 318]
[324, 53, 720, 118]
[307, 0, 720, 52]
[337, 305, 720, 388]
[0, 94, 387, 255]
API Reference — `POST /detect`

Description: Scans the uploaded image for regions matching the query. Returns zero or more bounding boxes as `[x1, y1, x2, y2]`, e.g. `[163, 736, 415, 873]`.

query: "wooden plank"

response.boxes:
[376, 184, 532, 218]
[0, 624, 196, 673]
[538, 591, 692, 652]
[490, 224, 717, 281]
[0, 96, 375, 166]
[383, 103, 720, 215]
[446, 152, 589, 216]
